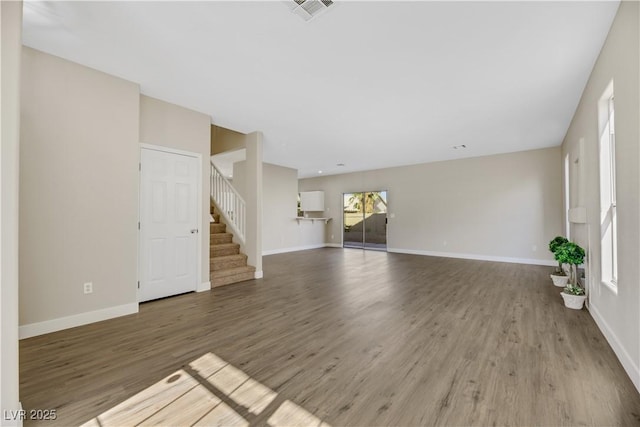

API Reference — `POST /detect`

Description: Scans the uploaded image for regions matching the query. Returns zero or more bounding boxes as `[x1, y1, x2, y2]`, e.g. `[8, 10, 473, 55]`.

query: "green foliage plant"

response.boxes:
[555, 241, 586, 289]
[548, 236, 569, 275]
[563, 283, 586, 296]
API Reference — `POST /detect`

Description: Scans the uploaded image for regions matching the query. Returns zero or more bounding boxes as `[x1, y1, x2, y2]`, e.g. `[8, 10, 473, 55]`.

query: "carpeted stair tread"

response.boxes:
[211, 265, 256, 279]
[210, 253, 247, 270]
[211, 233, 233, 244]
[209, 203, 253, 286]
[210, 223, 226, 233]
[211, 243, 240, 256]
[211, 265, 256, 287]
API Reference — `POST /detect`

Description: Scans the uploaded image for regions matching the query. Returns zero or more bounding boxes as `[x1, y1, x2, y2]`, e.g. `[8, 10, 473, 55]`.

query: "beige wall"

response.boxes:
[244, 132, 263, 276]
[300, 147, 562, 264]
[229, 133, 264, 276]
[234, 162, 325, 257]
[211, 125, 246, 155]
[139, 95, 211, 286]
[262, 163, 298, 253]
[1, 0, 23, 419]
[19, 48, 140, 334]
[262, 163, 325, 254]
[561, 1, 639, 390]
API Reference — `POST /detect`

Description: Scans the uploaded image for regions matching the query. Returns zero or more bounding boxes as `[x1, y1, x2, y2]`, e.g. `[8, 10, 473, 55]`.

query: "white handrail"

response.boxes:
[211, 161, 246, 244]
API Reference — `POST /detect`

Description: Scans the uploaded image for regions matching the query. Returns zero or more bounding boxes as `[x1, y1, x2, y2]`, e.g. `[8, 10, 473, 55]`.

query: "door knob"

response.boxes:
[190, 229, 199, 234]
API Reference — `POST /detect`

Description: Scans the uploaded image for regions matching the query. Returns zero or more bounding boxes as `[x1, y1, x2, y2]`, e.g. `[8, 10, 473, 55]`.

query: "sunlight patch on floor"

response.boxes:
[80, 353, 331, 427]
[267, 400, 331, 427]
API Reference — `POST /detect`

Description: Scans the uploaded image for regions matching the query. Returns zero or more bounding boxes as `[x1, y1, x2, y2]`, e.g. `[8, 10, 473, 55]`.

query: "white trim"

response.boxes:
[138, 144, 203, 301]
[263, 244, 327, 256]
[262, 245, 555, 266]
[19, 303, 138, 339]
[601, 279, 618, 295]
[564, 153, 571, 239]
[568, 207, 587, 223]
[140, 142, 202, 159]
[254, 270, 264, 279]
[387, 248, 556, 266]
[197, 281, 211, 292]
[589, 303, 640, 393]
[2, 402, 24, 427]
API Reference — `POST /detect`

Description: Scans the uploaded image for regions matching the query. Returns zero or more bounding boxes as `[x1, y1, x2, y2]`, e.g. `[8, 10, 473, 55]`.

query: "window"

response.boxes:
[599, 87, 617, 291]
[564, 153, 570, 240]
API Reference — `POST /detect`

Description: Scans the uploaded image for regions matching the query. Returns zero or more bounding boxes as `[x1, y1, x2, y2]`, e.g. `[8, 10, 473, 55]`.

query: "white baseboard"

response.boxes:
[263, 244, 327, 256]
[254, 270, 264, 279]
[589, 303, 640, 393]
[263, 245, 554, 266]
[197, 281, 211, 292]
[19, 303, 139, 339]
[2, 402, 23, 427]
[386, 247, 556, 266]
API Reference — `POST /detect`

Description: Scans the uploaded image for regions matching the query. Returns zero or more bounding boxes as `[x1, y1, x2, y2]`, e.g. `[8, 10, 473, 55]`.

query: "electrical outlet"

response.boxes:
[331, 234, 334, 240]
[532, 245, 537, 252]
[83, 282, 93, 294]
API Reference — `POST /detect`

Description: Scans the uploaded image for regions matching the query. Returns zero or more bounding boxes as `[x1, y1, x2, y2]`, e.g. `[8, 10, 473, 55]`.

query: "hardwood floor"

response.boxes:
[19, 249, 640, 426]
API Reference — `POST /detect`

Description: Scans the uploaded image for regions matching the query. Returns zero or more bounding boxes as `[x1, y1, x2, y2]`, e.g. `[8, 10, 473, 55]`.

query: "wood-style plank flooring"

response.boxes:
[20, 249, 640, 426]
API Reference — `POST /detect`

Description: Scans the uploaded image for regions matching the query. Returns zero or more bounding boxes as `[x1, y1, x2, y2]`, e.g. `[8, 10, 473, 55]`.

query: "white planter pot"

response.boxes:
[561, 292, 587, 310]
[550, 274, 569, 287]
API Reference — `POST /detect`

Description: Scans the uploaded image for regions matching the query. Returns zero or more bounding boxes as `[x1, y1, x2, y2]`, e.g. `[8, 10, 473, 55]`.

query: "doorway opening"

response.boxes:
[343, 191, 387, 250]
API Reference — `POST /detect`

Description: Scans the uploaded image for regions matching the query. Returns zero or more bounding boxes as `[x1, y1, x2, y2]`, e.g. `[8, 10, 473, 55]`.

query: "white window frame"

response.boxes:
[598, 86, 617, 293]
[564, 153, 571, 240]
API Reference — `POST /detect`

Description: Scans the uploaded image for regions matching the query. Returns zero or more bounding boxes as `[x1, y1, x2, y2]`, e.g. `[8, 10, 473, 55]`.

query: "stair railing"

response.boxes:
[211, 160, 246, 244]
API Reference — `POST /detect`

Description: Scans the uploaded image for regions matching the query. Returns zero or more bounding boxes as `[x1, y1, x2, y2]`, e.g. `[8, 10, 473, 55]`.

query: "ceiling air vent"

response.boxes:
[291, 0, 334, 22]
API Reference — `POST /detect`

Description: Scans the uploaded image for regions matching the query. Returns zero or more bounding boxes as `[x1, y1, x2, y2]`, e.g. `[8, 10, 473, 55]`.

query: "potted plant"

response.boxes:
[562, 283, 586, 310]
[555, 241, 587, 309]
[548, 236, 569, 287]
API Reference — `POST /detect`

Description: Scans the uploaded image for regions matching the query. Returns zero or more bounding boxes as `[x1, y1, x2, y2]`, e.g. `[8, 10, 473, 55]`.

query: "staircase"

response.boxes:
[210, 205, 256, 287]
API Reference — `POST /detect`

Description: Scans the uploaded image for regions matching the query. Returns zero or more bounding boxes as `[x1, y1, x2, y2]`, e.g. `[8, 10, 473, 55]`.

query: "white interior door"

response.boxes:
[139, 147, 199, 302]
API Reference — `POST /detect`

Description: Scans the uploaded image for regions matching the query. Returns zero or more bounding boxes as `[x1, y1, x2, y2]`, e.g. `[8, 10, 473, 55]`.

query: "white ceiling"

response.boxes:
[22, 1, 619, 178]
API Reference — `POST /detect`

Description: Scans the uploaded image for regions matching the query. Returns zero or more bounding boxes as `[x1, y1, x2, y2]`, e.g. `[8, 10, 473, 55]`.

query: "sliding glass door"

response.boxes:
[343, 191, 387, 250]
[343, 193, 365, 248]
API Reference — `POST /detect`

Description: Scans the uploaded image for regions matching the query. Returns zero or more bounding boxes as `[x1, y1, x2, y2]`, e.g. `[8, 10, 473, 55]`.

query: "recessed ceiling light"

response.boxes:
[453, 144, 467, 150]
[318, 170, 323, 174]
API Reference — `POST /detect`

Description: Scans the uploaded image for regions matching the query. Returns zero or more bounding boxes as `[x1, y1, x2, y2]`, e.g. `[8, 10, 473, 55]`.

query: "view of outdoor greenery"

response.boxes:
[343, 191, 387, 249]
